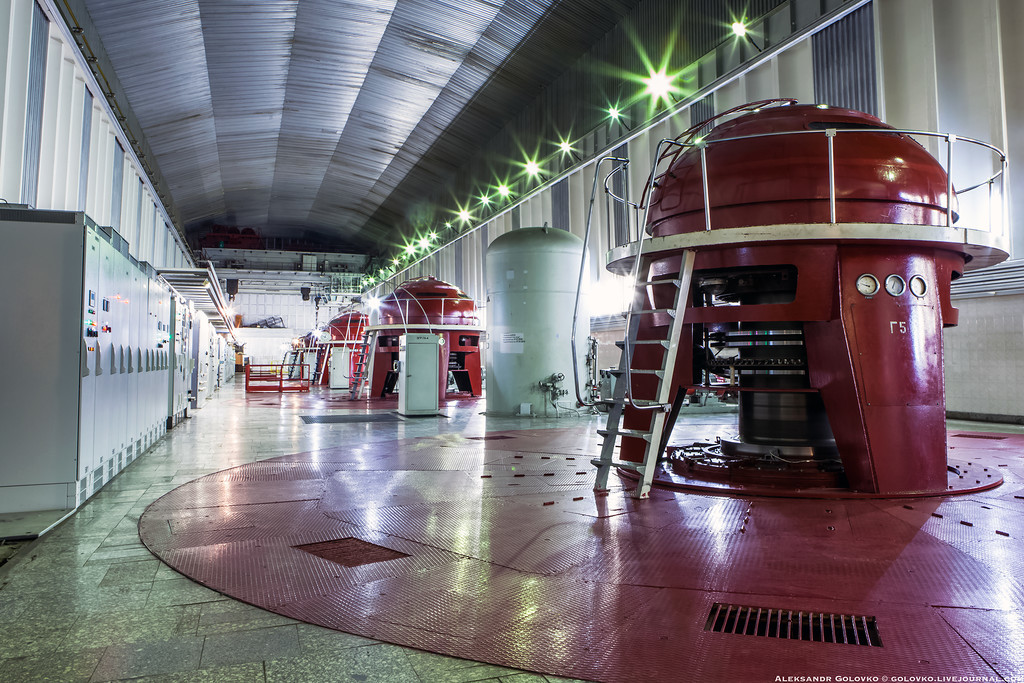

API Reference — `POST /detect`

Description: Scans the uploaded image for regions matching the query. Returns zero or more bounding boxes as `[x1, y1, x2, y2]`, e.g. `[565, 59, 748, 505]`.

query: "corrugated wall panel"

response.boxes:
[552, 177, 570, 230]
[134, 178, 144, 251]
[110, 141, 124, 229]
[610, 144, 629, 247]
[690, 94, 715, 136]
[21, 1, 48, 206]
[77, 89, 92, 210]
[812, 3, 877, 116]
[453, 238, 464, 290]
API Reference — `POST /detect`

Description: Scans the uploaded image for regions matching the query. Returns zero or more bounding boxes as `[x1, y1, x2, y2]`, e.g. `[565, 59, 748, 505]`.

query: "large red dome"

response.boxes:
[647, 104, 955, 235]
[377, 276, 478, 326]
[326, 311, 367, 341]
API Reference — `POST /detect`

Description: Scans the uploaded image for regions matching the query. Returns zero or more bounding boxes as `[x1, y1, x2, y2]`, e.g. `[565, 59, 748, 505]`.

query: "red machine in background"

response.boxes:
[321, 310, 368, 388]
[366, 277, 482, 400]
[198, 226, 264, 250]
[600, 101, 1008, 497]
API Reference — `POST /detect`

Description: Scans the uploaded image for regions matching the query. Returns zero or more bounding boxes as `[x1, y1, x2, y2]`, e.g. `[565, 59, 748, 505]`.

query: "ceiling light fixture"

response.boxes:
[643, 68, 672, 101]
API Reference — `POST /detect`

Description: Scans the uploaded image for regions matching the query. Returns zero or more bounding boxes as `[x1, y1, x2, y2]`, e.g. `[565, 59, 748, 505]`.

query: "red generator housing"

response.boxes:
[321, 311, 368, 387]
[611, 102, 1007, 496]
[367, 277, 483, 401]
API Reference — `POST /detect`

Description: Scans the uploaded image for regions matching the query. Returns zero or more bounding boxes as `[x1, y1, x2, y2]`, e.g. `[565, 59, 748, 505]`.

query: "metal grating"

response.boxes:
[951, 434, 1007, 440]
[293, 537, 410, 568]
[704, 602, 882, 647]
[300, 413, 402, 424]
[467, 435, 515, 441]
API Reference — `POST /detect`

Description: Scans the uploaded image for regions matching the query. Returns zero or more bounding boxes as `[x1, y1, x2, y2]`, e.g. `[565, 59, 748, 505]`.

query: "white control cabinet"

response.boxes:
[0, 208, 175, 514]
[398, 333, 440, 416]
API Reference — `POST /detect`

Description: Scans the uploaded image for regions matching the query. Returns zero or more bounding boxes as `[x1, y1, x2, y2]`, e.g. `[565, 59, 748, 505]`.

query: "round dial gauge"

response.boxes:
[885, 274, 906, 296]
[856, 274, 880, 297]
[909, 275, 927, 298]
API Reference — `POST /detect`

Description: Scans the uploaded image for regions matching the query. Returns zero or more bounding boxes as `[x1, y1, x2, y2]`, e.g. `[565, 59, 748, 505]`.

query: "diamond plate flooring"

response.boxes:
[133, 394, 1024, 683]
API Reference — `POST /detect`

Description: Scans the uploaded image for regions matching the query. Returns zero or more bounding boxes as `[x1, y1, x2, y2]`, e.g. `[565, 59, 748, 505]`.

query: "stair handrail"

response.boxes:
[570, 155, 630, 407]
[616, 138, 693, 411]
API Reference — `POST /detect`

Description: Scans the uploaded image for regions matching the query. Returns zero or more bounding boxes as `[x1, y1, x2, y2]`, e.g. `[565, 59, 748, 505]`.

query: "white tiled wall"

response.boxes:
[943, 294, 1024, 419]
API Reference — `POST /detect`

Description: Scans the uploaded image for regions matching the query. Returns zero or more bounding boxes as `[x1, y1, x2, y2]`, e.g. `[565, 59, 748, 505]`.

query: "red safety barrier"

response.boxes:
[244, 363, 311, 393]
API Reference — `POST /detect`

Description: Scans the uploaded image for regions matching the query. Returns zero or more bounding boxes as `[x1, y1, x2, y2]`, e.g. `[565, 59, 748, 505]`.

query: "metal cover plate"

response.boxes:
[300, 413, 402, 424]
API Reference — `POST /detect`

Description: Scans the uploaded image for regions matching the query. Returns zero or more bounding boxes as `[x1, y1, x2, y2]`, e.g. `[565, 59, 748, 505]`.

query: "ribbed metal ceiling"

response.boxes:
[78, 0, 646, 255]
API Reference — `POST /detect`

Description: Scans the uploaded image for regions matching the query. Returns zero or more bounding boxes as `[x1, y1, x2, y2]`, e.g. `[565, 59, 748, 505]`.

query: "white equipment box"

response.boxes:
[329, 346, 351, 389]
[397, 333, 440, 416]
[0, 208, 172, 514]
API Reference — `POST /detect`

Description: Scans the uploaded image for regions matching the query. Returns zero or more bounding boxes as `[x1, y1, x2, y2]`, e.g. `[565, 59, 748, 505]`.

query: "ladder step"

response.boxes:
[608, 368, 664, 378]
[597, 428, 652, 441]
[634, 279, 681, 287]
[590, 458, 645, 473]
[601, 398, 670, 411]
[630, 308, 676, 317]
[615, 339, 669, 349]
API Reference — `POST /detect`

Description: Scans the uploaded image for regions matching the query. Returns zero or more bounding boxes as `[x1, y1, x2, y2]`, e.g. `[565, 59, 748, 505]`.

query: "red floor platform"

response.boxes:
[139, 428, 1024, 682]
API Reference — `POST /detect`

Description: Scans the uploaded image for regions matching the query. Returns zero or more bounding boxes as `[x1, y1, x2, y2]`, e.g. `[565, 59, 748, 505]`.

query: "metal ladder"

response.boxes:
[282, 350, 301, 379]
[592, 248, 696, 498]
[348, 331, 372, 399]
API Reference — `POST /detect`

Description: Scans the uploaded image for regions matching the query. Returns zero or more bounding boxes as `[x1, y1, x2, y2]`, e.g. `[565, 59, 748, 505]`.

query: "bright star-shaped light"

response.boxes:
[558, 139, 573, 155]
[608, 106, 620, 120]
[497, 184, 510, 197]
[524, 160, 541, 177]
[418, 237, 430, 250]
[458, 209, 471, 223]
[479, 194, 491, 206]
[731, 21, 747, 37]
[643, 69, 672, 101]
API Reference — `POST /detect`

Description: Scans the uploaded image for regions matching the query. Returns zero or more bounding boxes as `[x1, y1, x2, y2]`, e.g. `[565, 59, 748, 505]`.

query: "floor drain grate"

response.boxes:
[293, 537, 410, 567]
[300, 414, 402, 424]
[467, 435, 515, 441]
[951, 433, 1007, 440]
[704, 603, 882, 647]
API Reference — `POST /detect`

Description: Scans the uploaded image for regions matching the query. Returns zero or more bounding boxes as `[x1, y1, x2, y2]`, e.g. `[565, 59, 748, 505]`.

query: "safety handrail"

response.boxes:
[604, 163, 641, 211]
[617, 138, 687, 411]
[570, 156, 629, 407]
[644, 126, 1007, 234]
[244, 362, 311, 392]
[388, 296, 480, 330]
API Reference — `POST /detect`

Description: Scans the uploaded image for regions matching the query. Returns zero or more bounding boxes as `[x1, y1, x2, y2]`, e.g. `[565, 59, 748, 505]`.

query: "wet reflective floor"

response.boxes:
[4, 378, 1023, 682]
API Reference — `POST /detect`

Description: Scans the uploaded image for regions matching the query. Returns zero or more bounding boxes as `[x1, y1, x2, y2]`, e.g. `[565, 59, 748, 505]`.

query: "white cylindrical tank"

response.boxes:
[485, 227, 588, 416]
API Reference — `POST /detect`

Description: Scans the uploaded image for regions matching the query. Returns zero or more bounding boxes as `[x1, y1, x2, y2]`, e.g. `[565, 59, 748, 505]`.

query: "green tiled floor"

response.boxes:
[0, 380, 596, 682]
